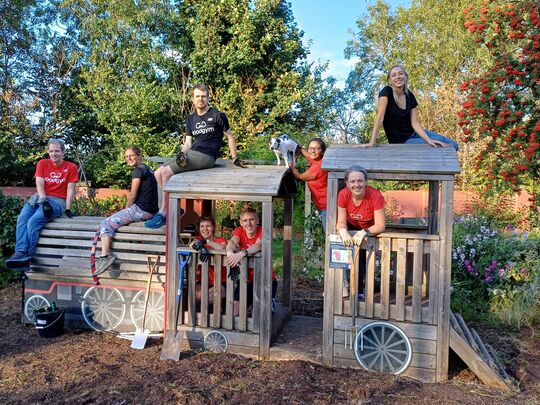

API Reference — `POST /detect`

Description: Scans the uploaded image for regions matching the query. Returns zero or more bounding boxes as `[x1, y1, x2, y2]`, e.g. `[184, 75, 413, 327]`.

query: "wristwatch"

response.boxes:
[243, 249, 249, 257]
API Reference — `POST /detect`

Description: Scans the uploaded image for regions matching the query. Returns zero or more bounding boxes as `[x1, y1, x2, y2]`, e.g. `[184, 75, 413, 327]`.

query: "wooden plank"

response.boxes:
[428, 241, 440, 325]
[225, 266, 234, 330]
[380, 237, 391, 319]
[282, 197, 293, 308]
[212, 256, 223, 329]
[427, 181, 439, 234]
[334, 316, 438, 341]
[252, 257, 261, 334]
[436, 180, 454, 382]
[450, 328, 510, 390]
[200, 261, 209, 328]
[396, 238, 407, 321]
[333, 267, 343, 315]
[334, 343, 437, 370]
[238, 260, 248, 332]
[322, 172, 339, 367]
[334, 330, 437, 355]
[166, 195, 178, 330]
[259, 201, 273, 359]
[364, 238, 376, 318]
[412, 239, 424, 323]
[187, 256, 196, 326]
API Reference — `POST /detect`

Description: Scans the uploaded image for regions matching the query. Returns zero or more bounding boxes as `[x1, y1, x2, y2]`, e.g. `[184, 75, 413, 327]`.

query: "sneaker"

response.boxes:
[5, 252, 31, 270]
[145, 213, 166, 229]
[342, 280, 350, 298]
[94, 254, 115, 276]
[271, 298, 277, 313]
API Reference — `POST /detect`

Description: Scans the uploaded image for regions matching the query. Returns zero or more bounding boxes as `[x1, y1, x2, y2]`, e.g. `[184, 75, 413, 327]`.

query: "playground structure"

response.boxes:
[21, 145, 511, 389]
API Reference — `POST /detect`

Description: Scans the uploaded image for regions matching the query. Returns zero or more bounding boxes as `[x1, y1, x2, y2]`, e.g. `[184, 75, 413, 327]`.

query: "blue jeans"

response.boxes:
[405, 130, 459, 151]
[15, 195, 65, 256]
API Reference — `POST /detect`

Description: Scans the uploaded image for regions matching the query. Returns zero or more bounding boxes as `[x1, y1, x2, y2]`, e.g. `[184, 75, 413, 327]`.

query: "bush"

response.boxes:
[71, 196, 127, 217]
[0, 192, 25, 286]
[0, 192, 25, 257]
[451, 214, 540, 329]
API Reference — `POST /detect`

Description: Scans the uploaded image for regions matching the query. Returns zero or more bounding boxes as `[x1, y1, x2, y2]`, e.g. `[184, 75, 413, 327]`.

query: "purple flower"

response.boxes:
[520, 268, 528, 274]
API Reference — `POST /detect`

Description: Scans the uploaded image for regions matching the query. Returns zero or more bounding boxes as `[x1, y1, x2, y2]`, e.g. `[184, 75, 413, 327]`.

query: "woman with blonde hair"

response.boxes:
[359, 64, 458, 150]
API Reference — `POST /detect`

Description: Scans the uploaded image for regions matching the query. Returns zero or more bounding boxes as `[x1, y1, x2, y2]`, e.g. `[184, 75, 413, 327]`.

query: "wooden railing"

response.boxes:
[340, 232, 440, 325]
[177, 248, 262, 333]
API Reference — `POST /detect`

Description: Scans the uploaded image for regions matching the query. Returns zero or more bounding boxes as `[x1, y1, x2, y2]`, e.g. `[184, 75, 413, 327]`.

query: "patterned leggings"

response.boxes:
[99, 205, 154, 238]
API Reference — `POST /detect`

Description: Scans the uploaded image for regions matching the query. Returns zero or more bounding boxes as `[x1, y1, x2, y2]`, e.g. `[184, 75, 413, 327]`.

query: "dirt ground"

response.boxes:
[0, 278, 538, 405]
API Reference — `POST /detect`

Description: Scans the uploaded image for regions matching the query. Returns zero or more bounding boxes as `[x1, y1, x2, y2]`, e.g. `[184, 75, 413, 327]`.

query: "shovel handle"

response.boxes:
[141, 255, 160, 330]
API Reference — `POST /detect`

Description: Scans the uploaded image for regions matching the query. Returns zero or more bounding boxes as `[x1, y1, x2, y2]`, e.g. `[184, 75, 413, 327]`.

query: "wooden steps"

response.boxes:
[450, 312, 514, 391]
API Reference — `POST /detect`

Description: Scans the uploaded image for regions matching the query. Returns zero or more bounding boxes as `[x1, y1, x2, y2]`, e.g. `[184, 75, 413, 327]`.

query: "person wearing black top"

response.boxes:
[94, 146, 159, 274]
[358, 65, 458, 150]
[145, 84, 242, 228]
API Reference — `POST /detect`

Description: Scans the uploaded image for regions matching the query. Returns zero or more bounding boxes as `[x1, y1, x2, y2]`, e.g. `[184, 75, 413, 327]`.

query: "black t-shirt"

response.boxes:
[133, 164, 158, 214]
[186, 107, 230, 159]
[379, 85, 418, 144]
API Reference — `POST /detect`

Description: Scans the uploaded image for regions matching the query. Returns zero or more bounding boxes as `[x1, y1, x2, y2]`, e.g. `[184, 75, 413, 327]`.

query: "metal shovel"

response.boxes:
[131, 255, 160, 349]
[160, 249, 191, 361]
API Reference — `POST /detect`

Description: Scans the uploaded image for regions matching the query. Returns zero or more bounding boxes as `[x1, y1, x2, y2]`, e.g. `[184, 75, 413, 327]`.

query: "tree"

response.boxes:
[179, 0, 320, 150]
[344, 0, 490, 147]
[458, 0, 539, 215]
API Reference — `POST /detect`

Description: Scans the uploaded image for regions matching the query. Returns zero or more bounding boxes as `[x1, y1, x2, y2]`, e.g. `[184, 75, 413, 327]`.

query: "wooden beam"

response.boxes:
[259, 202, 273, 359]
[282, 198, 293, 308]
[322, 172, 339, 366]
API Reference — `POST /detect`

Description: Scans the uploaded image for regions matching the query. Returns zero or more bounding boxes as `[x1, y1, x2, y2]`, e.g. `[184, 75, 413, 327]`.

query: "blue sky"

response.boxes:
[290, 0, 410, 86]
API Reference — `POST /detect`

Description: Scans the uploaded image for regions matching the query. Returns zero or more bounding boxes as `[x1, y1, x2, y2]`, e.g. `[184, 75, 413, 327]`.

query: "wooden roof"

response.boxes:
[163, 160, 297, 200]
[322, 144, 460, 179]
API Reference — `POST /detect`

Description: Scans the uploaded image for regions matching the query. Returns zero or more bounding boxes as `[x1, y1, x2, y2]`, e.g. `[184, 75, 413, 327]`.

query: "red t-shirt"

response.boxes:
[195, 236, 227, 286]
[307, 157, 327, 211]
[232, 226, 276, 282]
[337, 186, 385, 229]
[35, 159, 79, 198]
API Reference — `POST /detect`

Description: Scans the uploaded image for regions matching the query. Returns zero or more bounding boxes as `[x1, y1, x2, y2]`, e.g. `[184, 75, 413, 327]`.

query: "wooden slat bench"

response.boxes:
[22, 216, 178, 333]
[29, 216, 167, 286]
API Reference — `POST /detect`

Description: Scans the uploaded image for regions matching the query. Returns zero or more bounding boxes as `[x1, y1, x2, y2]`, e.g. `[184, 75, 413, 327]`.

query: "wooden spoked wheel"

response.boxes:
[130, 290, 165, 332]
[24, 295, 50, 322]
[81, 287, 126, 331]
[204, 330, 228, 353]
[353, 321, 412, 375]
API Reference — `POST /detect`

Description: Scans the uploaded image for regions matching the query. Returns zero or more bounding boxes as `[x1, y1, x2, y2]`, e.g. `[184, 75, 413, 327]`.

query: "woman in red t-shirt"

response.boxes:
[336, 165, 386, 297]
[191, 215, 227, 304]
[289, 137, 328, 230]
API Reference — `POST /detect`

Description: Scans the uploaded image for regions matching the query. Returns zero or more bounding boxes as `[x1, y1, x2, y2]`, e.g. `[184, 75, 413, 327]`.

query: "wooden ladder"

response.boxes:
[449, 312, 514, 391]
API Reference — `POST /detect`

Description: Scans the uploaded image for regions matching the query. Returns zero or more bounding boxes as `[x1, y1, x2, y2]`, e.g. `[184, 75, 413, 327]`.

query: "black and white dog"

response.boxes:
[269, 134, 299, 166]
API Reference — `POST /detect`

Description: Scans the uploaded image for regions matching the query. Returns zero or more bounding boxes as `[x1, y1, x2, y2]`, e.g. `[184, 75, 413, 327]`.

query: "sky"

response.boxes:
[290, 0, 410, 86]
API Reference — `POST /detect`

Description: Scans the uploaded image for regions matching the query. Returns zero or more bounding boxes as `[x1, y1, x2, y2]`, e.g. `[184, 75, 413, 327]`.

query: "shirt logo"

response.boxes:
[50, 171, 62, 179]
[350, 213, 363, 221]
[195, 121, 207, 129]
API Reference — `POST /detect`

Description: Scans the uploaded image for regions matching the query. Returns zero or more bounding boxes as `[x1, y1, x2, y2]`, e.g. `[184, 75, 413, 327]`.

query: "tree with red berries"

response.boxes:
[459, 0, 539, 218]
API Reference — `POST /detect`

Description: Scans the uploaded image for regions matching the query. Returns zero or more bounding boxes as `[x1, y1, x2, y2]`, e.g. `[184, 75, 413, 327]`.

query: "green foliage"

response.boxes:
[451, 214, 540, 328]
[0, 192, 25, 256]
[459, 0, 539, 212]
[296, 209, 325, 283]
[344, 0, 490, 145]
[71, 195, 127, 217]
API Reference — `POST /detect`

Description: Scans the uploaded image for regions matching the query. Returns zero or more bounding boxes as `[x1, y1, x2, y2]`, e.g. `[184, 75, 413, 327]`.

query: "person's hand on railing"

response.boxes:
[352, 229, 368, 247]
[338, 228, 353, 246]
[190, 239, 207, 251]
[199, 246, 210, 263]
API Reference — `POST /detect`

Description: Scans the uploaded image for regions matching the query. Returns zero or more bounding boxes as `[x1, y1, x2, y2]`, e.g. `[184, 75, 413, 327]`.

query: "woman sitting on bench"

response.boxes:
[94, 146, 159, 275]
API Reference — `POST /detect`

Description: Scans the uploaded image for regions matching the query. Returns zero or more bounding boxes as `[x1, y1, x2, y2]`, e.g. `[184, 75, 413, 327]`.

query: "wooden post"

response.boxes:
[259, 201, 273, 358]
[165, 193, 179, 330]
[428, 181, 439, 234]
[436, 179, 454, 381]
[282, 198, 293, 308]
[322, 172, 339, 366]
